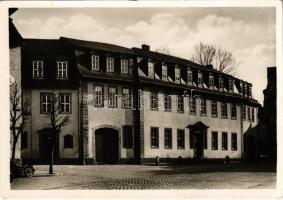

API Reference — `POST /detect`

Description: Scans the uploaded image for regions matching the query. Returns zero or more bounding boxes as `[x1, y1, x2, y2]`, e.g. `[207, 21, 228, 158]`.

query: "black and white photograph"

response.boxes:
[1, 0, 282, 198]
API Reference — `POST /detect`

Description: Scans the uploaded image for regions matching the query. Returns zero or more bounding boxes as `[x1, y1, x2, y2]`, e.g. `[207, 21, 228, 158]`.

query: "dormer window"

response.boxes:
[148, 62, 154, 78]
[121, 59, 129, 74]
[248, 84, 252, 98]
[219, 76, 224, 91]
[187, 69, 193, 85]
[239, 82, 243, 95]
[229, 78, 234, 93]
[162, 65, 168, 80]
[198, 71, 203, 87]
[57, 61, 68, 79]
[175, 66, 180, 83]
[209, 73, 214, 89]
[106, 57, 114, 72]
[32, 61, 44, 78]
[91, 55, 99, 71]
[244, 83, 248, 96]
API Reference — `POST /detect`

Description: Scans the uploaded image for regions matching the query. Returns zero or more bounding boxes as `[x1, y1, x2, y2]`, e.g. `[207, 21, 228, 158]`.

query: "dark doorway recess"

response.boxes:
[95, 128, 119, 164]
[38, 128, 59, 162]
[188, 121, 209, 160]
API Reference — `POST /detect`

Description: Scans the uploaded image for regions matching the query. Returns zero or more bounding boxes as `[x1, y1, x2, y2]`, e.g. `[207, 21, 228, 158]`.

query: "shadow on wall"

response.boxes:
[243, 124, 259, 163]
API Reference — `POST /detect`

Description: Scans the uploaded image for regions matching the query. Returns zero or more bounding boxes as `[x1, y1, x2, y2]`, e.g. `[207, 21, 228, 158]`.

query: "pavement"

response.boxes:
[11, 162, 276, 190]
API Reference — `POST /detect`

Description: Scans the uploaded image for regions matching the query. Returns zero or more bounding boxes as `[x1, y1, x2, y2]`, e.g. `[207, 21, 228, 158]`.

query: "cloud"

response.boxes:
[13, 12, 275, 104]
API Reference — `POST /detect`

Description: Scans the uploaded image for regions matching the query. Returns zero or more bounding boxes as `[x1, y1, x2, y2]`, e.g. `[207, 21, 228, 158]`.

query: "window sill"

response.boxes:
[150, 108, 159, 111]
[56, 78, 68, 80]
[164, 109, 172, 112]
[221, 116, 227, 119]
[211, 115, 218, 118]
[177, 147, 185, 150]
[164, 147, 172, 149]
[231, 117, 237, 120]
[177, 110, 184, 113]
[32, 77, 45, 80]
[200, 114, 207, 117]
[151, 146, 159, 149]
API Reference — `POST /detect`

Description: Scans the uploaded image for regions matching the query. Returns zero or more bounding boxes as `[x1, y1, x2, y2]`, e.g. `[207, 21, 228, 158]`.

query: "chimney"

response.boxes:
[206, 64, 213, 69]
[141, 44, 150, 51]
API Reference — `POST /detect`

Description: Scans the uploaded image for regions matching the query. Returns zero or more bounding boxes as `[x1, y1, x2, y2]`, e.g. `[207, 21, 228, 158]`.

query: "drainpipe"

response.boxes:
[240, 103, 244, 160]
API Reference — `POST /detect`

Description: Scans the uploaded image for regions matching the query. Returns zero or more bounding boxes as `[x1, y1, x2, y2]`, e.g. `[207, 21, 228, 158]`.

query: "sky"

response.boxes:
[11, 7, 276, 104]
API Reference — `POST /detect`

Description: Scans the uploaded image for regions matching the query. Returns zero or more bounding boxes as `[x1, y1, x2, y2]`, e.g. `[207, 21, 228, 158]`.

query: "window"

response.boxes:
[189, 131, 194, 149]
[209, 74, 214, 88]
[177, 95, 184, 113]
[244, 83, 248, 96]
[222, 132, 228, 150]
[187, 69, 193, 85]
[57, 61, 68, 79]
[108, 87, 117, 108]
[175, 67, 181, 83]
[21, 131, 28, 149]
[231, 103, 237, 119]
[211, 131, 218, 150]
[164, 128, 172, 149]
[121, 59, 129, 74]
[219, 77, 224, 91]
[150, 91, 159, 110]
[252, 108, 255, 122]
[59, 94, 71, 113]
[242, 105, 246, 120]
[221, 102, 227, 118]
[247, 106, 251, 121]
[91, 55, 99, 70]
[162, 65, 167, 80]
[123, 125, 133, 148]
[200, 98, 206, 116]
[41, 93, 52, 113]
[94, 85, 104, 107]
[239, 82, 243, 95]
[177, 129, 185, 149]
[189, 97, 196, 115]
[64, 134, 73, 149]
[164, 93, 172, 111]
[122, 88, 132, 109]
[148, 62, 154, 78]
[106, 57, 114, 72]
[32, 61, 44, 78]
[229, 79, 234, 93]
[211, 100, 218, 117]
[151, 127, 159, 148]
[198, 71, 203, 87]
[248, 84, 252, 97]
[231, 133, 237, 150]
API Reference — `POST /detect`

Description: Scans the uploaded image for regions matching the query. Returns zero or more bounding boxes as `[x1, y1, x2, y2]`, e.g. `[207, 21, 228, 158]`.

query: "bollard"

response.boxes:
[155, 156, 160, 166]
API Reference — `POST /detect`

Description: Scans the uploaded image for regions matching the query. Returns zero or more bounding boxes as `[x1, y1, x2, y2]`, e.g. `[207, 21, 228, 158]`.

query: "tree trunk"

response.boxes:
[11, 137, 17, 165]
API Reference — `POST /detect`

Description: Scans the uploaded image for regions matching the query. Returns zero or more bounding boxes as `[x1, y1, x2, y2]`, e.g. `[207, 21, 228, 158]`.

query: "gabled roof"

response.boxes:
[60, 37, 134, 55]
[9, 18, 23, 48]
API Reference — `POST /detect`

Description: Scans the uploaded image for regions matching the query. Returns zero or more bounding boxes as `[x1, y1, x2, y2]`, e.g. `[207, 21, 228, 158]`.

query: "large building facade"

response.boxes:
[20, 37, 260, 164]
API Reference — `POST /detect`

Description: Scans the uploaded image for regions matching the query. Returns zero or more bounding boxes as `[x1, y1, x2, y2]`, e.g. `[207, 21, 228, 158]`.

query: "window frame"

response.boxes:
[219, 77, 224, 91]
[150, 91, 159, 111]
[229, 79, 234, 93]
[242, 105, 246, 121]
[32, 60, 44, 79]
[121, 58, 129, 74]
[150, 127, 159, 148]
[189, 97, 196, 115]
[231, 103, 237, 120]
[94, 85, 104, 108]
[251, 107, 255, 122]
[211, 100, 218, 117]
[177, 129, 185, 149]
[209, 74, 214, 89]
[148, 62, 154, 78]
[40, 93, 53, 114]
[231, 133, 237, 151]
[59, 93, 72, 114]
[187, 69, 193, 85]
[91, 55, 100, 71]
[198, 71, 203, 87]
[200, 98, 207, 116]
[108, 86, 118, 108]
[211, 131, 218, 150]
[106, 57, 115, 72]
[122, 87, 133, 109]
[164, 128, 172, 149]
[57, 61, 68, 79]
[177, 95, 184, 113]
[175, 66, 181, 83]
[164, 93, 172, 112]
[221, 102, 228, 119]
[222, 132, 228, 150]
[162, 65, 168, 81]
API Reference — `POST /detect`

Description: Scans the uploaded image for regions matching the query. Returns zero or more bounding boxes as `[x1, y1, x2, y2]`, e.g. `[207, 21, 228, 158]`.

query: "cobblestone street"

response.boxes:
[11, 163, 276, 190]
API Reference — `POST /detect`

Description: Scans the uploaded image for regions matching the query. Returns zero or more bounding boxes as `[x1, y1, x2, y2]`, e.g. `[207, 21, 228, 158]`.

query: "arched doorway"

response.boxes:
[38, 128, 59, 162]
[95, 128, 119, 164]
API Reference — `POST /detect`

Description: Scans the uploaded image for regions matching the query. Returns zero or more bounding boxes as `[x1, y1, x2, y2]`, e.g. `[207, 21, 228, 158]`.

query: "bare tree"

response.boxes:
[191, 42, 216, 66]
[10, 82, 31, 165]
[191, 42, 236, 74]
[44, 93, 70, 174]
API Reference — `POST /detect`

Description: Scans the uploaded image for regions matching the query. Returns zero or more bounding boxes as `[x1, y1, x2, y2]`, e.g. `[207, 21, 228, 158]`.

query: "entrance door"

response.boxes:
[194, 130, 204, 159]
[95, 128, 119, 164]
[38, 129, 59, 162]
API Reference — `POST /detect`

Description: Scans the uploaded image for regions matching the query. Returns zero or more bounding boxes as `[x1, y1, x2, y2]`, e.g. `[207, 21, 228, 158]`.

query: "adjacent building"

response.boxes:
[20, 37, 260, 164]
